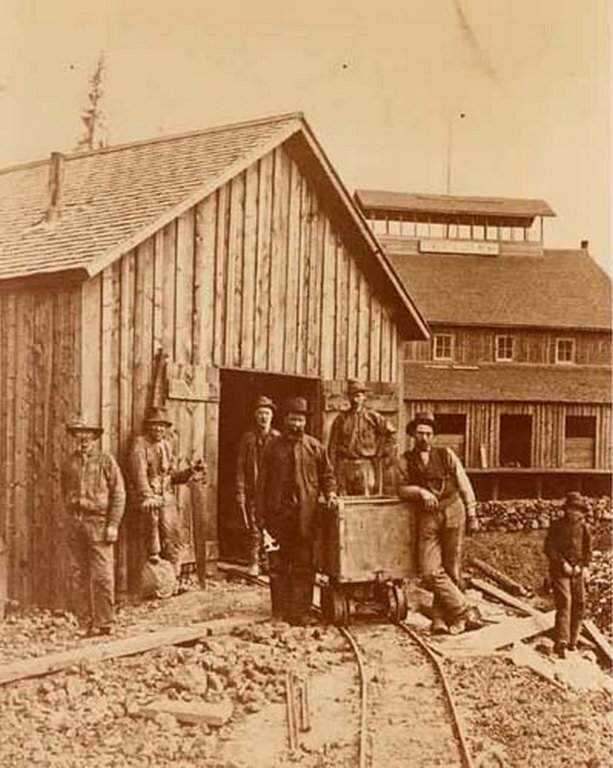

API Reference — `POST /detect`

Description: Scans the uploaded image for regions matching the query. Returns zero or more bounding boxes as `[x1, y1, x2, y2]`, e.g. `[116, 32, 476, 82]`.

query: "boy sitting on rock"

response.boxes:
[544, 491, 592, 659]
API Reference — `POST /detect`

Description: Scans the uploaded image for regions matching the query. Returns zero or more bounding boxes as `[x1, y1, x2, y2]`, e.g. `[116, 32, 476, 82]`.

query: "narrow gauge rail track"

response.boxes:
[339, 622, 475, 768]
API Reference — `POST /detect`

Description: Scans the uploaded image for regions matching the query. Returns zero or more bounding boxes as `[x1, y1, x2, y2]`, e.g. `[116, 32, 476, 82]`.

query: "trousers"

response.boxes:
[336, 458, 377, 496]
[551, 571, 585, 647]
[419, 500, 467, 622]
[245, 500, 265, 568]
[143, 503, 183, 575]
[268, 526, 315, 622]
[67, 518, 115, 629]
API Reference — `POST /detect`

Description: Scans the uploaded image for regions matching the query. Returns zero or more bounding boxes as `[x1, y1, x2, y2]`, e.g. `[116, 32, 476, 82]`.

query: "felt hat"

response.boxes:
[406, 411, 436, 434]
[144, 406, 173, 427]
[347, 379, 369, 395]
[284, 396, 308, 414]
[66, 416, 103, 436]
[254, 395, 276, 412]
[563, 491, 587, 511]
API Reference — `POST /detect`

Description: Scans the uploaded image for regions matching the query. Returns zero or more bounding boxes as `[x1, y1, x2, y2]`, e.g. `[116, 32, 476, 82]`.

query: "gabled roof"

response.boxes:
[388, 249, 612, 331]
[355, 189, 555, 226]
[404, 362, 612, 404]
[0, 113, 429, 339]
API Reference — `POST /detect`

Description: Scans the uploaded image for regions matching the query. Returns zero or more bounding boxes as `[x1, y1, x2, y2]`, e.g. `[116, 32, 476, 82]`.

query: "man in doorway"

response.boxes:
[61, 417, 125, 636]
[328, 379, 396, 496]
[257, 397, 338, 625]
[235, 395, 280, 576]
[129, 406, 204, 580]
[397, 411, 478, 635]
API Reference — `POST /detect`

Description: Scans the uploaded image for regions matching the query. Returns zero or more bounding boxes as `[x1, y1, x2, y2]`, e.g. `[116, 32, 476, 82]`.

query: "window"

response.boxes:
[433, 334, 453, 361]
[434, 413, 467, 462]
[495, 335, 515, 361]
[556, 338, 575, 364]
[564, 416, 596, 468]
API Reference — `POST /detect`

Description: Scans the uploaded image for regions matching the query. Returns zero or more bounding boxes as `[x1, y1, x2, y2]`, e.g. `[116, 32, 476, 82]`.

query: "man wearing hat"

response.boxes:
[398, 411, 478, 635]
[235, 396, 281, 576]
[544, 491, 592, 658]
[129, 406, 204, 579]
[328, 379, 396, 496]
[61, 417, 126, 635]
[257, 397, 338, 625]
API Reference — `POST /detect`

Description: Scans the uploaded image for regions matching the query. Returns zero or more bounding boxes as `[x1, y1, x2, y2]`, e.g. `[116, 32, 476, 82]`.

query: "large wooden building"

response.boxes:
[355, 190, 612, 499]
[0, 114, 428, 609]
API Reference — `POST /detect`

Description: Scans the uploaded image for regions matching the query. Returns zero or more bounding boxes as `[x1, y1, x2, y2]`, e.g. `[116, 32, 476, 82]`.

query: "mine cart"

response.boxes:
[319, 496, 414, 626]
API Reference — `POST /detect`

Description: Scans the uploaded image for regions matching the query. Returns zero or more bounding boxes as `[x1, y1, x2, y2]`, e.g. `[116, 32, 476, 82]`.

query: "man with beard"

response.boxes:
[328, 379, 395, 496]
[235, 395, 280, 576]
[397, 412, 478, 635]
[257, 397, 337, 625]
[129, 406, 204, 581]
[61, 417, 125, 635]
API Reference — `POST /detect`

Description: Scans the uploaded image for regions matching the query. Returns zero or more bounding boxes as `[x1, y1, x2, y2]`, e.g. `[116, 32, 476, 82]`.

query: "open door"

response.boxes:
[321, 379, 401, 495]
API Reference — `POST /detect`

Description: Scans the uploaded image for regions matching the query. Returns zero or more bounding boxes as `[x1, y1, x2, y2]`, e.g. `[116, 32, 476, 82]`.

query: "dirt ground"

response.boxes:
[0, 528, 611, 767]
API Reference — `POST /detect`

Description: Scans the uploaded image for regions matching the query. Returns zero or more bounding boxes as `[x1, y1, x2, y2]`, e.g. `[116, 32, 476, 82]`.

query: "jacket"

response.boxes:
[61, 450, 126, 527]
[235, 428, 281, 502]
[256, 433, 336, 539]
[329, 408, 395, 461]
[129, 435, 192, 506]
[544, 516, 592, 571]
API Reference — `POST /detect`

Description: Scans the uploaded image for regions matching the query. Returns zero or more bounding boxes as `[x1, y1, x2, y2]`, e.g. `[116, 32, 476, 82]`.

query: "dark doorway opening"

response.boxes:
[218, 368, 321, 563]
[499, 414, 532, 468]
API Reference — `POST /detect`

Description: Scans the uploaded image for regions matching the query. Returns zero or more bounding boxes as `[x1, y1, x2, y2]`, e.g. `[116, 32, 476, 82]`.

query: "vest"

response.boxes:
[403, 447, 460, 508]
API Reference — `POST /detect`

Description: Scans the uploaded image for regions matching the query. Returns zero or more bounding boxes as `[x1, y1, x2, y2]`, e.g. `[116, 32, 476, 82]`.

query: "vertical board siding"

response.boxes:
[404, 399, 612, 470]
[3, 142, 406, 609]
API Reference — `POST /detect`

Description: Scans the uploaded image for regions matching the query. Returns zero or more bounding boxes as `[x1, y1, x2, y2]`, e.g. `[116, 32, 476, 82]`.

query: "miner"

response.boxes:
[328, 379, 396, 496]
[544, 491, 592, 658]
[235, 395, 280, 576]
[257, 397, 338, 625]
[129, 406, 204, 580]
[398, 411, 478, 635]
[61, 417, 126, 636]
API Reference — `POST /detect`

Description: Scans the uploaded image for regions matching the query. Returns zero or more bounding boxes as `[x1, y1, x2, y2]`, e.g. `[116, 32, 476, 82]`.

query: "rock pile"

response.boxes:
[474, 496, 612, 533]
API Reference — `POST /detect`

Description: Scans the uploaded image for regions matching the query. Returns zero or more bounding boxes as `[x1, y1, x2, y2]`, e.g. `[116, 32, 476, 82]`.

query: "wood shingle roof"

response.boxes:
[388, 250, 612, 331]
[0, 113, 301, 282]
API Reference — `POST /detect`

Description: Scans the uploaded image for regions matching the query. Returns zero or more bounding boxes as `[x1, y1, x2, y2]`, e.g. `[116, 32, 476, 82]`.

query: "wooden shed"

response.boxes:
[0, 113, 428, 609]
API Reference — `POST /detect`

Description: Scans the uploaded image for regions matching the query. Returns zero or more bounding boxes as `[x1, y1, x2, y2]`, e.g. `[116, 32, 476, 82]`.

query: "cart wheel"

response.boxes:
[322, 585, 349, 626]
[387, 583, 408, 623]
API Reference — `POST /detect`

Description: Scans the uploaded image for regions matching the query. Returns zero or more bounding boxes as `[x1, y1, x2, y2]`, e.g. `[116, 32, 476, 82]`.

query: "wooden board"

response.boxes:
[437, 610, 555, 655]
[583, 619, 613, 665]
[0, 615, 267, 687]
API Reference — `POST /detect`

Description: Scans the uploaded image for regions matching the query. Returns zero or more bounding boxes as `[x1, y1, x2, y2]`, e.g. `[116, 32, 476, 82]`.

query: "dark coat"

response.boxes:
[61, 450, 126, 532]
[256, 433, 336, 540]
[235, 428, 281, 504]
[544, 516, 592, 572]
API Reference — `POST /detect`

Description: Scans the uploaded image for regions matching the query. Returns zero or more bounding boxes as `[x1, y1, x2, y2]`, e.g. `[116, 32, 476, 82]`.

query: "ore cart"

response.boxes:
[319, 496, 415, 626]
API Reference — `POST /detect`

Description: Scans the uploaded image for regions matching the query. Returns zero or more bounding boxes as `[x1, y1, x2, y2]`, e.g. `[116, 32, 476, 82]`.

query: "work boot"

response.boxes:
[448, 617, 467, 636]
[431, 617, 448, 635]
[554, 643, 567, 659]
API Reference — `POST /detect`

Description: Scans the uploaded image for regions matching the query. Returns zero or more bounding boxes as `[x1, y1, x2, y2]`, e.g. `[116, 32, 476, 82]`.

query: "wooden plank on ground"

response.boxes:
[0, 615, 267, 687]
[468, 576, 539, 616]
[437, 610, 555, 655]
[583, 619, 613, 665]
[138, 697, 233, 726]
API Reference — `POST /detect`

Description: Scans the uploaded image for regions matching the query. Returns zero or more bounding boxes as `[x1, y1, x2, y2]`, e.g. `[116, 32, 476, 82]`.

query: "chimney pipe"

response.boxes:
[46, 151, 65, 223]
[580, 239, 589, 251]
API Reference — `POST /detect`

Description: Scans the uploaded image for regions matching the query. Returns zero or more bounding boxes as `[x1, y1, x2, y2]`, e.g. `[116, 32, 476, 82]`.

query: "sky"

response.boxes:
[1, 0, 610, 271]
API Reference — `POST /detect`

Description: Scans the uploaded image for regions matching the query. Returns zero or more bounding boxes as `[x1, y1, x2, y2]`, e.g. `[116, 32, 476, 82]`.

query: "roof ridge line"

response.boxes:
[0, 111, 305, 176]
[355, 188, 551, 206]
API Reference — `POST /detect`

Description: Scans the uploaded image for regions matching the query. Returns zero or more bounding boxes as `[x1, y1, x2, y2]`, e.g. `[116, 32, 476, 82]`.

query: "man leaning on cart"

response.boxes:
[397, 411, 479, 635]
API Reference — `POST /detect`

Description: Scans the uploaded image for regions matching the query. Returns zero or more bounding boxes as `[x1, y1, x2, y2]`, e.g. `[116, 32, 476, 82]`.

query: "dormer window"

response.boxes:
[556, 338, 575, 364]
[433, 334, 453, 361]
[495, 335, 515, 361]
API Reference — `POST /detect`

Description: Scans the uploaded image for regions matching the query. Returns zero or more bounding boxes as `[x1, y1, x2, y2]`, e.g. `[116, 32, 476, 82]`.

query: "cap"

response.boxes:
[406, 411, 436, 434]
[144, 406, 173, 427]
[66, 416, 103, 436]
[347, 379, 369, 395]
[563, 491, 587, 511]
[254, 395, 276, 412]
[284, 397, 308, 414]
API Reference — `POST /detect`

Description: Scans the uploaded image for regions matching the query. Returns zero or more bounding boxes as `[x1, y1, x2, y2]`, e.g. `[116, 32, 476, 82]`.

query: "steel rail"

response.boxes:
[398, 623, 475, 768]
[338, 627, 369, 768]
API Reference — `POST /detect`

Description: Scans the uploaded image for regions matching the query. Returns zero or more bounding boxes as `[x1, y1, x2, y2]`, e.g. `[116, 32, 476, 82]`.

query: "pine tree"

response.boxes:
[76, 52, 109, 151]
